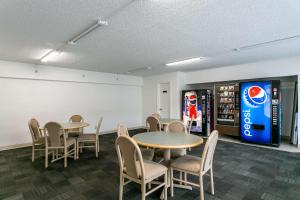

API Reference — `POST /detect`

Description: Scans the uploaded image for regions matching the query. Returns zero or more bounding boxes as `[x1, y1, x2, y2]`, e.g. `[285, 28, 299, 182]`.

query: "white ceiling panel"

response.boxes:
[0, 0, 300, 76]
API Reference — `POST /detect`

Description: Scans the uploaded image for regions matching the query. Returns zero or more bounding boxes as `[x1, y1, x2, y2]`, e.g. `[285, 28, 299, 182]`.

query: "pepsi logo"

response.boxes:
[245, 86, 267, 106]
[189, 94, 197, 105]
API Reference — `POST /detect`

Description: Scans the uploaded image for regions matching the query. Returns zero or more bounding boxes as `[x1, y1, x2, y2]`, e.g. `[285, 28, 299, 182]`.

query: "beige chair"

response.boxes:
[146, 116, 161, 132]
[151, 112, 161, 119]
[170, 130, 219, 200]
[68, 114, 84, 137]
[77, 117, 102, 159]
[115, 136, 168, 200]
[44, 122, 77, 168]
[117, 124, 154, 161]
[28, 118, 45, 162]
[165, 121, 187, 158]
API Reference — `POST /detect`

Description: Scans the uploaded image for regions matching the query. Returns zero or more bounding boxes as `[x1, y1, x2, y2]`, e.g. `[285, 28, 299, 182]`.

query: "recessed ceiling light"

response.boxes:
[40, 50, 61, 63]
[165, 57, 205, 67]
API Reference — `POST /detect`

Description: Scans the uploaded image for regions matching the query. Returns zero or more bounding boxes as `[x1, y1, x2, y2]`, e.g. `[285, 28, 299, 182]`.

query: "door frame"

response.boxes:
[157, 82, 172, 118]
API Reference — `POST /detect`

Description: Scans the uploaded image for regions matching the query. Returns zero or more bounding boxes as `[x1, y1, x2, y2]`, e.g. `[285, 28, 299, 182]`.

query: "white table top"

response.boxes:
[40, 122, 89, 130]
[132, 131, 203, 149]
[60, 122, 89, 129]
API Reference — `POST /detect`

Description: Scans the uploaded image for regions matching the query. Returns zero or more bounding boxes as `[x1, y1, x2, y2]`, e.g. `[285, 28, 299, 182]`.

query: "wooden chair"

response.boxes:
[165, 120, 188, 158]
[77, 117, 102, 159]
[68, 114, 84, 137]
[151, 112, 161, 119]
[146, 116, 161, 132]
[28, 118, 45, 162]
[117, 124, 154, 161]
[44, 122, 76, 168]
[170, 130, 219, 200]
[115, 136, 168, 200]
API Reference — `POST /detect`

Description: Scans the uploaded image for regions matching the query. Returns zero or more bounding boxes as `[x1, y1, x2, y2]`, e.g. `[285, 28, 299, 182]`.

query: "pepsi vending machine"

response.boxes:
[240, 81, 281, 146]
[182, 90, 213, 136]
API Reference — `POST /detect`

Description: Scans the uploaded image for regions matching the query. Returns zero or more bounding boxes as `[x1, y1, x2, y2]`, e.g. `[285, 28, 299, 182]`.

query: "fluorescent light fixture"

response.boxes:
[68, 19, 108, 45]
[234, 34, 300, 52]
[165, 57, 204, 66]
[40, 50, 61, 63]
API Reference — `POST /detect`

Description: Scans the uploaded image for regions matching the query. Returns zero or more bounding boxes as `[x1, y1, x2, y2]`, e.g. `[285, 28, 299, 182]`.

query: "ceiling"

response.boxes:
[1, 0, 300, 76]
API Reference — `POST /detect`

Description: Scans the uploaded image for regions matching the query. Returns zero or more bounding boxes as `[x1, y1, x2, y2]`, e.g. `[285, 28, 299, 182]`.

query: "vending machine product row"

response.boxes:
[240, 80, 282, 146]
[182, 90, 214, 136]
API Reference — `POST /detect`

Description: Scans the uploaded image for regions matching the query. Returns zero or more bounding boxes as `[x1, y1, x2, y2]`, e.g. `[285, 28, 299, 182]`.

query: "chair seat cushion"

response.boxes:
[171, 155, 201, 173]
[140, 148, 154, 161]
[138, 160, 167, 181]
[77, 133, 96, 141]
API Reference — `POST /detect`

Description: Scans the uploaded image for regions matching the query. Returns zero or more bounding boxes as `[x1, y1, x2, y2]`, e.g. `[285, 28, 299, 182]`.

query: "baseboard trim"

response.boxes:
[100, 126, 146, 135]
[0, 143, 32, 152]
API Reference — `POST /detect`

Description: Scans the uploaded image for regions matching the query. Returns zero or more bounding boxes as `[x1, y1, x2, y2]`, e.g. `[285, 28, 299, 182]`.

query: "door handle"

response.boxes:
[160, 108, 163, 111]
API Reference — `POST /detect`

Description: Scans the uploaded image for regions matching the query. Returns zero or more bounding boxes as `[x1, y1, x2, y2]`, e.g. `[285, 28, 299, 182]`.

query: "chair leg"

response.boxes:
[45, 148, 48, 168]
[74, 144, 76, 160]
[210, 168, 215, 195]
[119, 175, 124, 200]
[95, 141, 98, 158]
[164, 172, 168, 200]
[179, 172, 182, 185]
[32, 145, 35, 162]
[64, 146, 67, 168]
[170, 168, 174, 197]
[141, 182, 146, 200]
[77, 141, 79, 160]
[199, 175, 204, 200]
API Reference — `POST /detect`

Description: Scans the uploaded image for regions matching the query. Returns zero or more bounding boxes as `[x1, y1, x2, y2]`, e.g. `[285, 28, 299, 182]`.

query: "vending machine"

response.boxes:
[182, 90, 213, 136]
[240, 80, 281, 146]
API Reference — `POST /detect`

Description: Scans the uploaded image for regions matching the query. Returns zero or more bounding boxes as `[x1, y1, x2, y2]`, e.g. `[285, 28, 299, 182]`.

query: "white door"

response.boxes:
[158, 83, 170, 118]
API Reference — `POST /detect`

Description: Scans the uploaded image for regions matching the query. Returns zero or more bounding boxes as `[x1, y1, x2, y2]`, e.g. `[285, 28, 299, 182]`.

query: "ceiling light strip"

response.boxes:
[166, 57, 204, 66]
[68, 20, 108, 45]
[236, 34, 300, 51]
[40, 50, 61, 63]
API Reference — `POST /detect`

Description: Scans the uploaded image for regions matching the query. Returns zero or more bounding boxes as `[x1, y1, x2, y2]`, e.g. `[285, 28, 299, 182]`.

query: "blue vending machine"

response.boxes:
[240, 80, 281, 146]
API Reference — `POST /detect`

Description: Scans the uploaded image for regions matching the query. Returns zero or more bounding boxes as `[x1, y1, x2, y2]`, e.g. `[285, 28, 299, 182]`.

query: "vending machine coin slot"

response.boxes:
[251, 124, 265, 130]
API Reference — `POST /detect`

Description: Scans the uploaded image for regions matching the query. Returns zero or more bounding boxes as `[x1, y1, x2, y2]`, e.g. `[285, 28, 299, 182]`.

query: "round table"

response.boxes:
[60, 122, 89, 130]
[159, 118, 181, 126]
[39, 122, 89, 132]
[133, 131, 203, 160]
[133, 131, 203, 197]
[159, 118, 181, 131]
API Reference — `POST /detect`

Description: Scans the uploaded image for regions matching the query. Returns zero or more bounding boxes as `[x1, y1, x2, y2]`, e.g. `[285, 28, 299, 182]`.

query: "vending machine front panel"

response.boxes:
[240, 81, 272, 144]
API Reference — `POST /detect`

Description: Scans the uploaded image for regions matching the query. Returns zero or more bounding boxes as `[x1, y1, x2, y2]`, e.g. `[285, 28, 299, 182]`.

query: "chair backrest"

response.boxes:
[115, 136, 145, 180]
[166, 121, 187, 134]
[44, 122, 65, 147]
[200, 130, 218, 173]
[96, 117, 103, 135]
[151, 112, 161, 119]
[146, 116, 161, 132]
[69, 115, 84, 122]
[117, 123, 129, 137]
[69, 115, 84, 133]
[28, 118, 43, 142]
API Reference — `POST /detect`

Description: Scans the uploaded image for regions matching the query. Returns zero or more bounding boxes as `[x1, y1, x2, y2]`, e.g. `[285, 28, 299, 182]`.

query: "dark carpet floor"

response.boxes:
[0, 129, 300, 200]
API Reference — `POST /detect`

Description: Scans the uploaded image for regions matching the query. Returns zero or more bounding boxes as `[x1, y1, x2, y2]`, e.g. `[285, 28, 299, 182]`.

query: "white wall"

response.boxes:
[184, 56, 300, 146]
[142, 72, 187, 122]
[0, 60, 143, 148]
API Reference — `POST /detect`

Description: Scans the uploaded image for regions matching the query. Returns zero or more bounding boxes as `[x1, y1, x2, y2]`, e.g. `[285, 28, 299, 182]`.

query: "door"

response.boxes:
[158, 83, 170, 118]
